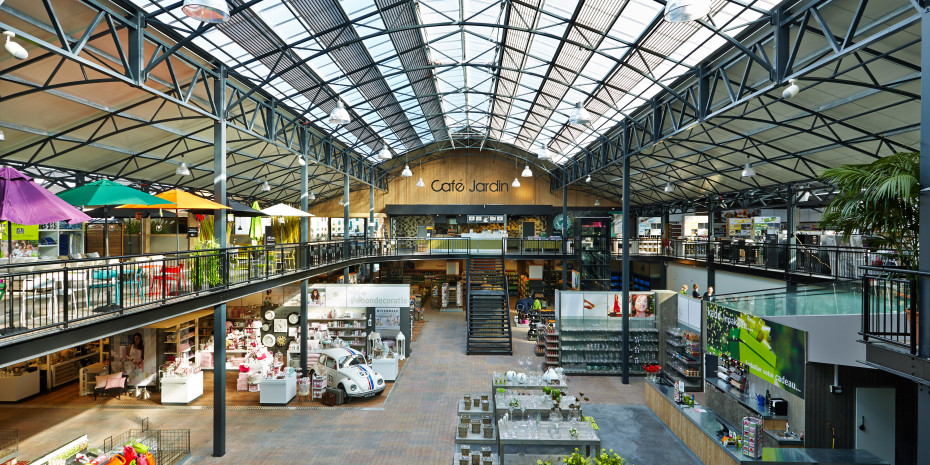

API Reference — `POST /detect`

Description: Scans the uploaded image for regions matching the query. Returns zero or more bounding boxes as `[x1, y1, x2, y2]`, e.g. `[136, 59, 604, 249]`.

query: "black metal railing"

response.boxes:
[861, 266, 923, 355]
[0, 236, 873, 345]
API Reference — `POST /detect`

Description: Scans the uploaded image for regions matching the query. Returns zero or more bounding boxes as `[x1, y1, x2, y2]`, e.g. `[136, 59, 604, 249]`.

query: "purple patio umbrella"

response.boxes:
[0, 166, 91, 257]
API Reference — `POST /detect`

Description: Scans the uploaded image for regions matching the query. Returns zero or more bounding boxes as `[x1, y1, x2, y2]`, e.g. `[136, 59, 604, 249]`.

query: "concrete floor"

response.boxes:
[0, 307, 702, 465]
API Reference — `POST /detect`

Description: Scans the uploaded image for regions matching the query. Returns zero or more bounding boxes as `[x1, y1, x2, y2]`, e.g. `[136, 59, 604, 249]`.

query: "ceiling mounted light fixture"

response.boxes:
[401, 164, 413, 177]
[297, 154, 306, 166]
[664, 182, 674, 193]
[261, 180, 271, 192]
[338, 197, 344, 206]
[568, 102, 592, 126]
[181, 0, 230, 24]
[741, 161, 756, 178]
[379, 144, 392, 160]
[309, 191, 316, 201]
[594, 198, 600, 206]
[664, 0, 710, 23]
[782, 79, 800, 99]
[521, 165, 532, 177]
[537, 143, 552, 161]
[0, 129, 5, 141]
[585, 175, 591, 183]
[512, 178, 521, 188]
[416, 177, 425, 187]
[800, 191, 811, 202]
[328, 98, 351, 125]
[175, 162, 191, 176]
[3, 31, 28, 60]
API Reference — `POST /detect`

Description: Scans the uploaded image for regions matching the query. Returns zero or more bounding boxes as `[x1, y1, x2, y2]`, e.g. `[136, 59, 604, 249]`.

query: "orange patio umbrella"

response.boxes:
[118, 189, 230, 250]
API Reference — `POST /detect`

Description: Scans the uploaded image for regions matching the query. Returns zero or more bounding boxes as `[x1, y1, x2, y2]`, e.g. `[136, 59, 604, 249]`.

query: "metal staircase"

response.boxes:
[466, 257, 512, 355]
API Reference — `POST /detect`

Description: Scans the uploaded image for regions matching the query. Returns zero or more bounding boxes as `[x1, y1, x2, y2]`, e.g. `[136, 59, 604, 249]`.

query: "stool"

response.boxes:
[297, 377, 311, 405]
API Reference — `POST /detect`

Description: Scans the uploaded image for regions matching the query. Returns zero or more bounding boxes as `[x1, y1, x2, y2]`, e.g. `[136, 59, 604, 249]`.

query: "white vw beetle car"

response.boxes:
[311, 348, 385, 399]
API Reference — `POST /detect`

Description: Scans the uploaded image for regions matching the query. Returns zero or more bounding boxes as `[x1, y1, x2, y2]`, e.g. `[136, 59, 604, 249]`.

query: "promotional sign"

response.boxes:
[706, 302, 806, 398]
[1, 222, 38, 240]
[569, 270, 581, 290]
[752, 216, 781, 237]
[607, 292, 655, 317]
[611, 214, 623, 238]
[310, 284, 410, 308]
[467, 215, 505, 223]
[375, 307, 401, 330]
[637, 217, 661, 237]
[727, 218, 753, 237]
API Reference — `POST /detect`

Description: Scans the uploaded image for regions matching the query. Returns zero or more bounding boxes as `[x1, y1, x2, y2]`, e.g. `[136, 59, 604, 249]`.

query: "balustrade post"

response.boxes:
[118, 262, 125, 313]
[62, 267, 69, 328]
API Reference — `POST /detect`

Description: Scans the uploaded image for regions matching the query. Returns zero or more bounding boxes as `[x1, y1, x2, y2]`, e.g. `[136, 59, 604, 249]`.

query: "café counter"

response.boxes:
[645, 380, 886, 465]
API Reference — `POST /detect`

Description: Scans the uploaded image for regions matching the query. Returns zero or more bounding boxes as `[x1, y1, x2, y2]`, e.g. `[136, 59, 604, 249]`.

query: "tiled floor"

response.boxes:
[0, 306, 695, 465]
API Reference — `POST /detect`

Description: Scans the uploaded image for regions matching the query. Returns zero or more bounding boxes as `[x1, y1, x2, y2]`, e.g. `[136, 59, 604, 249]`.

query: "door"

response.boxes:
[522, 221, 535, 238]
[855, 387, 895, 464]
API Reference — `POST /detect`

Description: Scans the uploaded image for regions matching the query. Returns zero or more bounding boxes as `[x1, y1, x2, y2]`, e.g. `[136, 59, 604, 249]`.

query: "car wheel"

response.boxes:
[338, 384, 349, 403]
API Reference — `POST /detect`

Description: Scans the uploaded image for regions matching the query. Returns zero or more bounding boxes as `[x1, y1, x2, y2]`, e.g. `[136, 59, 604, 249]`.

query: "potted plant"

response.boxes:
[593, 449, 630, 465]
[562, 449, 591, 465]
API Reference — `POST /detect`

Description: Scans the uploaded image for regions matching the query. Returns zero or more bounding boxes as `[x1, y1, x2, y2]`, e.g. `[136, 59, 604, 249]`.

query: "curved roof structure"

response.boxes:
[0, 0, 921, 209]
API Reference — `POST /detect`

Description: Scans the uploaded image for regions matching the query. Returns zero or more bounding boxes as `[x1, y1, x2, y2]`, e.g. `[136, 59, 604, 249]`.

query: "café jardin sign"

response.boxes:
[431, 179, 511, 193]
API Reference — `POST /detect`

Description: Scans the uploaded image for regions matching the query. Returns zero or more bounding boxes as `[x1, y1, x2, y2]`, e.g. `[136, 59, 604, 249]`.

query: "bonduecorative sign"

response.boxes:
[705, 302, 806, 398]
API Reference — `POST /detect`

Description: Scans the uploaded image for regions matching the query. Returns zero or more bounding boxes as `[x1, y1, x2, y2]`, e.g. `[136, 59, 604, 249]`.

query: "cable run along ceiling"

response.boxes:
[130, 0, 782, 166]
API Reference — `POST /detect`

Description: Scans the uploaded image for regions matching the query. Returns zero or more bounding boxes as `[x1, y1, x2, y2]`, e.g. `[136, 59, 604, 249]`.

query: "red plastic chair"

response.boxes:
[148, 263, 183, 297]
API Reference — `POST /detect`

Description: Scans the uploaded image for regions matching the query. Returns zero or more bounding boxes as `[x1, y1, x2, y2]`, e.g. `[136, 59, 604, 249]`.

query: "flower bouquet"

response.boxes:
[643, 364, 661, 382]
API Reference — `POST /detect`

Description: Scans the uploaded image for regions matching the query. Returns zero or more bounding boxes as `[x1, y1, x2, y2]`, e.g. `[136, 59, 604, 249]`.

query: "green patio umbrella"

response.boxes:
[57, 180, 174, 256]
[249, 201, 264, 244]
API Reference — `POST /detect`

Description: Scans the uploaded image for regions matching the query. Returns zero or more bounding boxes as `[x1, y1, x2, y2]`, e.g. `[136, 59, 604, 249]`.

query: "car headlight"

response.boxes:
[349, 384, 357, 391]
[377, 379, 383, 386]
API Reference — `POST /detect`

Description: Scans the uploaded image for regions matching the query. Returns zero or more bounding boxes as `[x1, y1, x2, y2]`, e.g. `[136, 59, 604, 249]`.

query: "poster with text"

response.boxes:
[375, 307, 401, 330]
[705, 302, 806, 398]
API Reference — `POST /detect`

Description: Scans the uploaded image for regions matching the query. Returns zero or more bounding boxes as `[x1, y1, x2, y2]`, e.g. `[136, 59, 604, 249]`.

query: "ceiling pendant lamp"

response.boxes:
[0, 129, 5, 141]
[664, 181, 674, 193]
[3, 31, 28, 60]
[379, 144, 392, 160]
[262, 180, 271, 192]
[309, 191, 316, 201]
[512, 178, 521, 188]
[664, 0, 710, 23]
[585, 175, 591, 183]
[401, 164, 413, 177]
[521, 165, 532, 178]
[416, 177, 425, 187]
[594, 198, 600, 206]
[181, 0, 231, 24]
[338, 197, 344, 206]
[741, 162, 756, 178]
[297, 154, 306, 166]
[537, 143, 552, 161]
[568, 102, 592, 126]
[176, 162, 191, 176]
[328, 98, 351, 125]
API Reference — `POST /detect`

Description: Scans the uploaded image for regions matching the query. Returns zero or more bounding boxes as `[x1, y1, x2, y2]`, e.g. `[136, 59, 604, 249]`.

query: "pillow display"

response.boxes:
[104, 377, 126, 390]
[95, 375, 109, 387]
[107, 372, 123, 379]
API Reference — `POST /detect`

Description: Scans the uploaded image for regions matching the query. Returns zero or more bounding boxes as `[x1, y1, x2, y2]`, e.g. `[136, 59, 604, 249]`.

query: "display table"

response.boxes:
[493, 394, 578, 420]
[160, 371, 204, 405]
[498, 421, 600, 464]
[371, 357, 399, 381]
[0, 370, 39, 402]
[259, 372, 297, 405]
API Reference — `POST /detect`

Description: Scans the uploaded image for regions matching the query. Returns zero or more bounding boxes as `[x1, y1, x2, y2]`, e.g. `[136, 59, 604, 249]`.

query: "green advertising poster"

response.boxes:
[1, 222, 39, 240]
[706, 302, 806, 398]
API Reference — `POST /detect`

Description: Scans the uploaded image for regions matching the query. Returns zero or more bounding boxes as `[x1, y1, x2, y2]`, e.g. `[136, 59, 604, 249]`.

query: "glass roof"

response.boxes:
[130, 0, 782, 166]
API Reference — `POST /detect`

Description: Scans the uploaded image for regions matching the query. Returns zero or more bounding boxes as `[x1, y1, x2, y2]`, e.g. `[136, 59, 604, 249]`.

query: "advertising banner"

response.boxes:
[706, 302, 806, 398]
[375, 307, 401, 330]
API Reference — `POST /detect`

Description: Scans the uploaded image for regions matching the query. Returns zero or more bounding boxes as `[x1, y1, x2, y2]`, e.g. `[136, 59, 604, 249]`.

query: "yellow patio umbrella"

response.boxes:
[118, 189, 230, 251]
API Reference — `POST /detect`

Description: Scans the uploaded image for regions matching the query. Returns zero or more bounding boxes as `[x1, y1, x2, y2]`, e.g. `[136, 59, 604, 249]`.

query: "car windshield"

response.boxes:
[339, 354, 365, 368]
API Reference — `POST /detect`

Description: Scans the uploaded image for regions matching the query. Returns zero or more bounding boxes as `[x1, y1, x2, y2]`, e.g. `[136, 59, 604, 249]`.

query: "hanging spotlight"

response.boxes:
[262, 180, 271, 191]
[664, 0, 710, 23]
[175, 162, 191, 176]
[328, 98, 351, 125]
[3, 31, 28, 60]
[512, 178, 521, 188]
[0, 129, 5, 141]
[181, 0, 231, 24]
[416, 177, 425, 187]
[594, 198, 600, 206]
[664, 182, 674, 193]
[800, 191, 811, 202]
[782, 79, 800, 99]
[521, 165, 532, 177]
[338, 197, 344, 206]
[309, 191, 316, 201]
[741, 162, 756, 178]
[379, 144, 392, 160]
[568, 102, 592, 125]
[585, 175, 591, 183]
[297, 154, 306, 166]
[401, 164, 413, 177]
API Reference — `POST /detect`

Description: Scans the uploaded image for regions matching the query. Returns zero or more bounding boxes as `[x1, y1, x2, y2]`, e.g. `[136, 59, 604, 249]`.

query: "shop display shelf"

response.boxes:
[666, 349, 699, 365]
[457, 399, 494, 416]
[451, 453, 499, 465]
[454, 423, 497, 445]
[669, 363, 700, 378]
